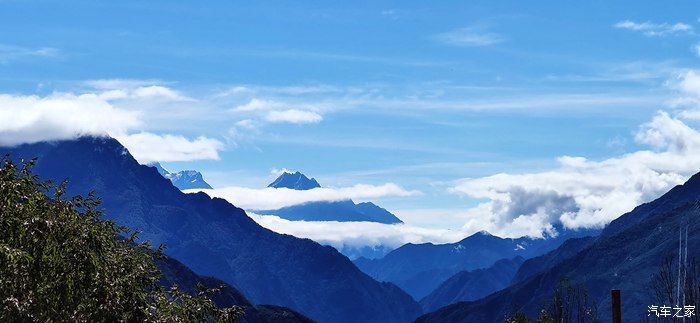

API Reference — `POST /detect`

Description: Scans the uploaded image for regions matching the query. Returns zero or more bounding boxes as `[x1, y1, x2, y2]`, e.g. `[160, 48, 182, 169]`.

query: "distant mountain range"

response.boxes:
[149, 162, 212, 190]
[2, 137, 421, 323]
[257, 172, 403, 224]
[354, 228, 598, 300]
[417, 171, 700, 322]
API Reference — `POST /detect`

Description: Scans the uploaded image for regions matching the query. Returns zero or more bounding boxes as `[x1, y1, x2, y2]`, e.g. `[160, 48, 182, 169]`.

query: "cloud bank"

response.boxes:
[0, 93, 141, 146]
[249, 213, 465, 250]
[188, 184, 420, 210]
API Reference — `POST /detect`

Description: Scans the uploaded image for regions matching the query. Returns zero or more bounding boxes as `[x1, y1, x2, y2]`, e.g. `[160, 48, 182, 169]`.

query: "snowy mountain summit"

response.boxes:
[148, 162, 212, 190]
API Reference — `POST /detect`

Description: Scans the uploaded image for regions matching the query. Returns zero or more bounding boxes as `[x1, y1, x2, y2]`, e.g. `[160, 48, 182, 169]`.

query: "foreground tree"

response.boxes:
[0, 157, 241, 322]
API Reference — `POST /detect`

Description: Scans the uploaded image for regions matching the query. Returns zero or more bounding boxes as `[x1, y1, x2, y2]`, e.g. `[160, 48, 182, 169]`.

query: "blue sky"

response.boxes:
[3, 1, 700, 244]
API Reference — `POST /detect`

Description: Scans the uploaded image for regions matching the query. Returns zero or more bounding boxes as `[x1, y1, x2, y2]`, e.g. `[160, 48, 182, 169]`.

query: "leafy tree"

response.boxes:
[0, 157, 242, 322]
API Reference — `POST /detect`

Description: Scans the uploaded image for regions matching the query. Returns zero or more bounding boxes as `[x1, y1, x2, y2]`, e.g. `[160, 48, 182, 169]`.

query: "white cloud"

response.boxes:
[0, 44, 58, 63]
[270, 167, 295, 177]
[84, 79, 191, 102]
[0, 93, 141, 146]
[449, 111, 700, 238]
[131, 85, 190, 101]
[249, 213, 465, 250]
[116, 132, 223, 163]
[0, 91, 223, 163]
[669, 70, 700, 112]
[614, 20, 693, 36]
[233, 98, 282, 112]
[234, 119, 255, 129]
[265, 109, 323, 124]
[692, 43, 700, 57]
[232, 98, 324, 125]
[434, 27, 504, 47]
[187, 184, 420, 210]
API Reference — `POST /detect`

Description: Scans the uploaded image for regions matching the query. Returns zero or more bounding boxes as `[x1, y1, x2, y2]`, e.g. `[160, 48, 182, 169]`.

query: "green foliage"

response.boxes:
[0, 157, 242, 322]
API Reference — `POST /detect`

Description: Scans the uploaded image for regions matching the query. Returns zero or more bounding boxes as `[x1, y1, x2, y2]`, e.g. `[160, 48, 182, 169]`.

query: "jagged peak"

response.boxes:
[268, 171, 321, 190]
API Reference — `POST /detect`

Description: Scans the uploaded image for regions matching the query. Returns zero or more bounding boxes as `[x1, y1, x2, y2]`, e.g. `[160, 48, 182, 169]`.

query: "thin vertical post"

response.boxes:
[611, 289, 621, 323]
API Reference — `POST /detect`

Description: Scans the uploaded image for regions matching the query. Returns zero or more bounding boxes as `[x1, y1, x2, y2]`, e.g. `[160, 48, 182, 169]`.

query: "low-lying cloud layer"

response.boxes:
[188, 184, 420, 210]
[249, 213, 465, 250]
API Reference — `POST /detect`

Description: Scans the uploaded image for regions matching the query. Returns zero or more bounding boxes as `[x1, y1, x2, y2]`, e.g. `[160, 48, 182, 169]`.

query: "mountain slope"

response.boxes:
[148, 162, 212, 190]
[156, 255, 314, 323]
[416, 173, 700, 322]
[2, 137, 421, 323]
[510, 235, 595, 284]
[258, 200, 403, 224]
[354, 229, 595, 300]
[419, 256, 525, 313]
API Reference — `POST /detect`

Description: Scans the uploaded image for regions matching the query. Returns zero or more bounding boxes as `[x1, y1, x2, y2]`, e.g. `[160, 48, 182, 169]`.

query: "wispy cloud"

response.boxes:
[0, 44, 59, 63]
[434, 27, 504, 47]
[693, 43, 700, 57]
[231, 98, 325, 125]
[265, 109, 322, 124]
[613, 20, 693, 36]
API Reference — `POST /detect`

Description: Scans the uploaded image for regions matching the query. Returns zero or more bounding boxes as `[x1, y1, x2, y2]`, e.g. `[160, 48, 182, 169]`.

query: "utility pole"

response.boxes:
[611, 289, 621, 323]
